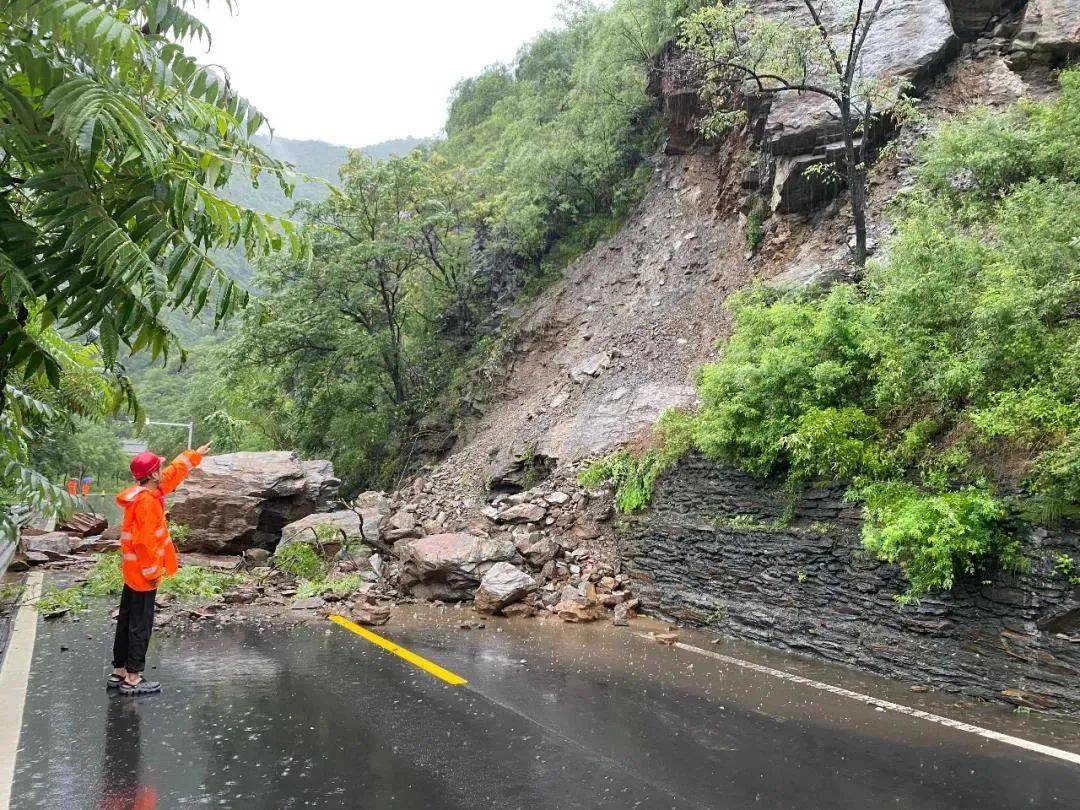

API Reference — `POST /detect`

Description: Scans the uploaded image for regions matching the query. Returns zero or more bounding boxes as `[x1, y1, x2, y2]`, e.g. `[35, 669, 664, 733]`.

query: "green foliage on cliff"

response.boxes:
[589, 69, 1080, 601]
[439, 0, 693, 262]
[580, 410, 695, 512]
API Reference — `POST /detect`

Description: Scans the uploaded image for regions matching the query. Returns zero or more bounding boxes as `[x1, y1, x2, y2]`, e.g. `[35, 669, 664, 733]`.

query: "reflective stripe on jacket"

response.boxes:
[115, 450, 202, 592]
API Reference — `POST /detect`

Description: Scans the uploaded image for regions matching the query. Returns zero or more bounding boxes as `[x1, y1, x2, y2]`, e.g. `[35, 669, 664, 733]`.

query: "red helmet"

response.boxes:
[129, 451, 164, 480]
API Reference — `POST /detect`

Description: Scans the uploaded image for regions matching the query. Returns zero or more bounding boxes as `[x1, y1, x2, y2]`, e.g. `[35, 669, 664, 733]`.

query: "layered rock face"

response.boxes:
[168, 452, 340, 554]
[623, 455, 1080, 715]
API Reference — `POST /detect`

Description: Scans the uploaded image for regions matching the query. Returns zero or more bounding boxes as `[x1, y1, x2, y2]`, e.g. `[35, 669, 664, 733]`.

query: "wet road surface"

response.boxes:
[8, 600, 1080, 809]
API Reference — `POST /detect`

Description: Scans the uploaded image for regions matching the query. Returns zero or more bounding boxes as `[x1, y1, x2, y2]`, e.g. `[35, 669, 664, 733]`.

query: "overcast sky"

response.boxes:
[191, 0, 567, 148]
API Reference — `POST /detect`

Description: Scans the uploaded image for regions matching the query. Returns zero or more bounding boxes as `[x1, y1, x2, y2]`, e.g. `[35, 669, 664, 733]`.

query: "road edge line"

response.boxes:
[640, 634, 1080, 767]
[0, 571, 43, 810]
[328, 615, 468, 686]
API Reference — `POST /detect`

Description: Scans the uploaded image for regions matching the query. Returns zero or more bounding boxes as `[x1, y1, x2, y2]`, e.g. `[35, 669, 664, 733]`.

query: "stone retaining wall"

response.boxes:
[621, 454, 1080, 715]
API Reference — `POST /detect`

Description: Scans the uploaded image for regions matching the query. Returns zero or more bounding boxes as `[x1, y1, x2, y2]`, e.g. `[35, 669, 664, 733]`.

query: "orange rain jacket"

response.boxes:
[115, 449, 203, 592]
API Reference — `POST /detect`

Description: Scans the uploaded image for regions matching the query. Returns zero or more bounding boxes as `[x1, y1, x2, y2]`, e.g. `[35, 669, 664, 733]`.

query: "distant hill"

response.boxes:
[225, 135, 428, 216]
[217, 134, 427, 282]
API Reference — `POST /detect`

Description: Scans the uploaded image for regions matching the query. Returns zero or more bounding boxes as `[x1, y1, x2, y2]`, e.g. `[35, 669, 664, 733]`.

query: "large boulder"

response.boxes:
[23, 532, 73, 560]
[397, 533, 517, 596]
[496, 503, 547, 524]
[168, 452, 340, 554]
[473, 562, 537, 614]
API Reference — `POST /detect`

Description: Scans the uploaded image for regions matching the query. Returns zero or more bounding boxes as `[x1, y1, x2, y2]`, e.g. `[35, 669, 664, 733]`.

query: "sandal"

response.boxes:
[119, 677, 161, 695]
[106, 674, 124, 689]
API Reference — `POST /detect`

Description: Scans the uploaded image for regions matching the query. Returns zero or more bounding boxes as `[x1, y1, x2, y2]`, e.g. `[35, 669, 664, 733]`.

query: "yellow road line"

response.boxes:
[328, 614, 468, 686]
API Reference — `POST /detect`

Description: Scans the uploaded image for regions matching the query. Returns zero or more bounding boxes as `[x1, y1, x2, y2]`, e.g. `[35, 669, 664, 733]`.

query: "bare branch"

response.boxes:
[801, 0, 844, 79]
[847, 0, 886, 85]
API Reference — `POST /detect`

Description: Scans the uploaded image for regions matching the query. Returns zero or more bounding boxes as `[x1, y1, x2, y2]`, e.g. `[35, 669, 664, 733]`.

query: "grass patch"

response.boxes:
[33, 552, 247, 614]
[0, 583, 23, 615]
[160, 565, 246, 599]
[579, 409, 695, 512]
[295, 574, 364, 599]
[35, 586, 87, 615]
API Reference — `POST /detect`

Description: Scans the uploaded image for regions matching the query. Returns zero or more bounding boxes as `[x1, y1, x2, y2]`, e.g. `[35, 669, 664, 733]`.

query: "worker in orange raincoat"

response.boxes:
[108, 443, 211, 695]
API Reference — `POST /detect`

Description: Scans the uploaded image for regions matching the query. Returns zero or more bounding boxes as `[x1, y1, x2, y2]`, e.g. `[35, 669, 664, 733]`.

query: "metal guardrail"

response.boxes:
[1, 505, 34, 577]
[7, 505, 33, 530]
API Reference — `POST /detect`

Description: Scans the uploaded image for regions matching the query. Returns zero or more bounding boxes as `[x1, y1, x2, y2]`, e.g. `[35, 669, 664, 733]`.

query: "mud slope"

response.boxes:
[443, 153, 743, 494]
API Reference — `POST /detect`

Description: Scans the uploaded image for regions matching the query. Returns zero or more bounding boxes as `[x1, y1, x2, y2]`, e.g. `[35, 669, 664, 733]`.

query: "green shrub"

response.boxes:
[1028, 437, 1080, 509]
[857, 482, 1016, 603]
[159, 566, 246, 599]
[1053, 553, 1080, 586]
[274, 542, 327, 581]
[83, 552, 124, 596]
[168, 522, 191, 547]
[579, 409, 695, 512]
[694, 285, 874, 477]
[745, 196, 768, 249]
[35, 586, 87, 615]
[781, 406, 889, 482]
[0, 583, 25, 615]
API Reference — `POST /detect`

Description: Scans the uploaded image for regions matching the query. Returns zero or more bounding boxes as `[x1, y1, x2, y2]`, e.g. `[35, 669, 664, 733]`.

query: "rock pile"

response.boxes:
[346, 466, 639, 625]
[9, 519, 114, 571]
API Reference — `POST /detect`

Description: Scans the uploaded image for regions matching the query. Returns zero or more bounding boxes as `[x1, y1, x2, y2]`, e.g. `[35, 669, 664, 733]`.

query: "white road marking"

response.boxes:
[649, 635, 1080, 767]
[0, 572, 43, 810]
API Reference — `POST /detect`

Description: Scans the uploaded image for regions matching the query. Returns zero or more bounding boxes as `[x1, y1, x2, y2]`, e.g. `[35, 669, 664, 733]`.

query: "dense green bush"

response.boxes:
[694, 285, 875, 477]
[588, 69, 1080, 601]
[857, 482, 1018, 602]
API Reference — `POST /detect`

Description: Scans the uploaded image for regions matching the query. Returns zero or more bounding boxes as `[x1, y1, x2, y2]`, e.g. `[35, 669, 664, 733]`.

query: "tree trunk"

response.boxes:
[840, 105, 868, 269]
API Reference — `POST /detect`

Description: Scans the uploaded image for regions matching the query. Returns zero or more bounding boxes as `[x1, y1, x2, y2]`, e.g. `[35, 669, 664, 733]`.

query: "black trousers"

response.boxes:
[112, 585, 156, 673]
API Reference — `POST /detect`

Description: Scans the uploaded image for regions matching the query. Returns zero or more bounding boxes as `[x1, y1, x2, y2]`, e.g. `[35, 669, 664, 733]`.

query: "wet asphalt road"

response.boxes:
[10, 601, 1080, 809]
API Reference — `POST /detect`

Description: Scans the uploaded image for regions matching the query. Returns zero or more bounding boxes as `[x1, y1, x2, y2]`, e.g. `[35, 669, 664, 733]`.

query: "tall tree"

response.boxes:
[228, 151, 479, 489]
[680, 0, 911, 267]
[0, 1, 307, 540]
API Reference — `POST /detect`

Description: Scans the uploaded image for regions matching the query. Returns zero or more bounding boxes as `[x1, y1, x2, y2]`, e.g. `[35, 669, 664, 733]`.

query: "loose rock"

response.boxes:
[496, 503, 547, 524]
